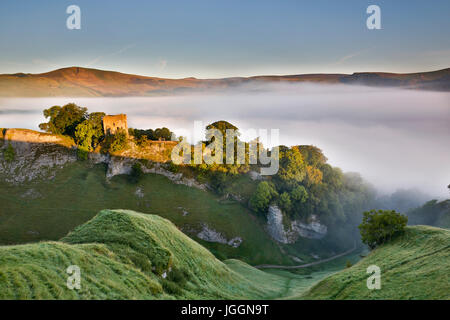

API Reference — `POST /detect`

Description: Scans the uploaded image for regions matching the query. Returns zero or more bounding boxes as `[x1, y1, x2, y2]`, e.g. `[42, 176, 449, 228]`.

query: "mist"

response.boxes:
[1, 84, 449, 197]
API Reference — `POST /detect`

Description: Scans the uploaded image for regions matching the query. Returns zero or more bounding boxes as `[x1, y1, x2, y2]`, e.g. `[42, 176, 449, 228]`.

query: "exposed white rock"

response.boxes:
[266, 205, 327, 244]
[0, 139, 76, 184]
[106, 156, 135, 178]
[290, 256, 303, 263]
[227, 237, 243, 248]
[177, 207, 189, 216]
[87, 152, 109, 164]
[135, 187, 144, 198]
[21, 188, 42, 199]
[196, 224, 243, 248]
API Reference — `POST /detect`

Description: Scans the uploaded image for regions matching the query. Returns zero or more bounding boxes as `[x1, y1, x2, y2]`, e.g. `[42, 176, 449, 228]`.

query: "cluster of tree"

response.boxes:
[406, 199, 450, 228]
[250, 144, 375, 228]
[186, 121, 259, 192]
[129, 127, 175, 146]
[168, 120, 374, 229]
[39, 103, 128, 156]
[359, 209, 408, 249]
[375, 188, 430, 213]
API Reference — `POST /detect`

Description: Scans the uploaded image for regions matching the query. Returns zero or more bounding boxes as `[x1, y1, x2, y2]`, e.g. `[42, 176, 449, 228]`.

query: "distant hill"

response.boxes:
[0, 66, 449, 97]
[301, 225, 450, 300]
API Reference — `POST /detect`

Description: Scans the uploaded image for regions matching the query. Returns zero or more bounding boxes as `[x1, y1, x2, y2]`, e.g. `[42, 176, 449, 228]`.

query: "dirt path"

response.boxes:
[254, 243, 357, 270]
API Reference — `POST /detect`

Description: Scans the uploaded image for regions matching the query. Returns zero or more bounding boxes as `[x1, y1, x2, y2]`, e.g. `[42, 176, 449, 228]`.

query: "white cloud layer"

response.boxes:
[1, 84, 449, 197]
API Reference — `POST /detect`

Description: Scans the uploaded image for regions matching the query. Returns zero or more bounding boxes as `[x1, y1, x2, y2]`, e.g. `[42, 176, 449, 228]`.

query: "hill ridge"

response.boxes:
[0, 66, 449, 96]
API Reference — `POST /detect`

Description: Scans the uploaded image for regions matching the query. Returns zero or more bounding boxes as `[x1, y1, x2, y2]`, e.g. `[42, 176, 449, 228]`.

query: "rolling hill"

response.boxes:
[1, 210, 448, 299]
[0, 66, 449, 97]
[301, 225, 450, 300]
[0, 209, 292, 299]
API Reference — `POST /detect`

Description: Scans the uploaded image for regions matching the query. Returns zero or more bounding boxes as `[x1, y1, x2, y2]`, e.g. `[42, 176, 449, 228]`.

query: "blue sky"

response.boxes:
[1, 0, 449, 78]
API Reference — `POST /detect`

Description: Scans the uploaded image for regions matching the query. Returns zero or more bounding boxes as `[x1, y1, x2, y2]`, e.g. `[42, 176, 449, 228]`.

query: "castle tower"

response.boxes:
[103, 114, 128, 136]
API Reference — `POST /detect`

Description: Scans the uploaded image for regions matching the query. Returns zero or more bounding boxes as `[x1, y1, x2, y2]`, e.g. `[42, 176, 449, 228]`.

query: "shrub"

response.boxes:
[129, 163, 144, 183]
[161, 279, 183, 295]
[249, 181, 278, 214]
[3, 143, 15, 162]
[359, 209, 408, 249]
[77, 147, 89, 161]
[103, 129, 128, 153]
[346, 260, 353, 268]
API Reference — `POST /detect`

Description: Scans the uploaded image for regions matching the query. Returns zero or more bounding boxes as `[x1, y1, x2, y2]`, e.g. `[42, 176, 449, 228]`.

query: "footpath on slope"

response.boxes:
[253, 243, 357, 270]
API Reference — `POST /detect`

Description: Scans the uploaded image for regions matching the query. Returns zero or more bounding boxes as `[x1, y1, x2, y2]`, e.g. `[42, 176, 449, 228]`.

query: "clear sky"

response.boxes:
[0, 0, 449, 78]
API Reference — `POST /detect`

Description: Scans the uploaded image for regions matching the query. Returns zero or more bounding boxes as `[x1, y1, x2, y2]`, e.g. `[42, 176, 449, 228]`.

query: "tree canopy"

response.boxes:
[359, 209, 408, 249]
[39, 103, 88, 137]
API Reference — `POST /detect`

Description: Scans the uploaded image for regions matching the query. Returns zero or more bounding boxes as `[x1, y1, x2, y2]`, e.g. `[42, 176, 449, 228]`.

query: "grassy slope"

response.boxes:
[301, 226, 450, 300]
[0, 209, 292, 299]
[0, 162, 289, 265]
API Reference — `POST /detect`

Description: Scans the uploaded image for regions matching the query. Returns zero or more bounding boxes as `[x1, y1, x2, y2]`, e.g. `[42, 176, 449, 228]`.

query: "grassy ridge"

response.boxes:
[301, 225, 450, 300]
[0, 209, 295, 299]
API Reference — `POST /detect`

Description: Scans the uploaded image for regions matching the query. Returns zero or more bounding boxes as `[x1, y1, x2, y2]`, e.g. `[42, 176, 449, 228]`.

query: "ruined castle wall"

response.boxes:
[103, 114, 128, 136]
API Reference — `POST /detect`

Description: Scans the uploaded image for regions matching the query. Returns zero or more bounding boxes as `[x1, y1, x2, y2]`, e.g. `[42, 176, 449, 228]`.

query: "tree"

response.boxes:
[297, 145, 327, 167]
[87, 112, 106, 146]
[206, 120, 239, 138]
[39, 103, 88, 137]
[154, 127, 174, 141]
[74, 112, 106, 152]
[275, 146, 307, 187]
[358, 209, 408, 249]
[74, 120, 95, 152]
[278, 192, 292, 212]
[250, 181, 278, 214]
[291, 185, 308, 204]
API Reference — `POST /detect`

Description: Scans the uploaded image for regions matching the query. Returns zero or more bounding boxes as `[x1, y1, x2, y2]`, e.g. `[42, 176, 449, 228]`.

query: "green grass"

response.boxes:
[301, 225, 450, 300]
[0, 161, 289, 265]
[1, 210, 446, 300]
[0, 209, 311, 300]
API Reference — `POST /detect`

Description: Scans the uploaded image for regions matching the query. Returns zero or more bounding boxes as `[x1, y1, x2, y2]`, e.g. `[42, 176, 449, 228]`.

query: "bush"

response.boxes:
[77, 147, 89, 161]
[359, 209, 408, 249]
[129, 163, 144, 183]
[161, 279, 183, 295]
[346, 260, 353, 268]
[166, 161, 179, 173]
[249, 181, 278, 214]
[3, 143, 15, 162]
[103, 129, 128, 153]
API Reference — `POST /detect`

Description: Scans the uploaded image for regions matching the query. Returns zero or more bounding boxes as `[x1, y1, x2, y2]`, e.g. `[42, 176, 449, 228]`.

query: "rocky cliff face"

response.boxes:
[266, 205, 327, 244]
[197, 224, 243, 248]
[0, 129, 77, 184]
[0, 129, 207, 191]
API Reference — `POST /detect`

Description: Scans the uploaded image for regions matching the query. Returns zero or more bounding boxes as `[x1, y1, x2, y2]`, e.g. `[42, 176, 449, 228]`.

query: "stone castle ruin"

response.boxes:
[103, 114, 128, 136]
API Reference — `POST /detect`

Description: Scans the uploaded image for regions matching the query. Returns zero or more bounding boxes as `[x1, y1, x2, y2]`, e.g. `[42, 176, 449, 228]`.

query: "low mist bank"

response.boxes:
[1, 84, 449, 197]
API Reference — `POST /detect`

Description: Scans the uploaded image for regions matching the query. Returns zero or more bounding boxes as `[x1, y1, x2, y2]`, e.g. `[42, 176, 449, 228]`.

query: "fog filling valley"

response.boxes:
[1, 84, 449, 197]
